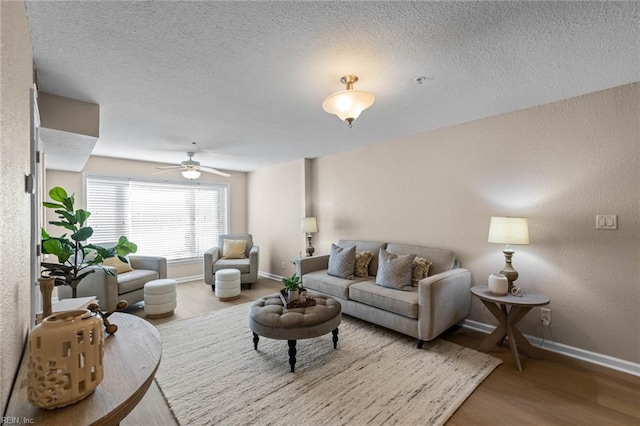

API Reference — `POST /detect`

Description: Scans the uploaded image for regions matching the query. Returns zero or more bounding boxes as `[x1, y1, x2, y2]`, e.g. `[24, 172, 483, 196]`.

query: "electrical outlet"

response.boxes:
[541, 308, 551, 326]
[281, 261, 286, 269]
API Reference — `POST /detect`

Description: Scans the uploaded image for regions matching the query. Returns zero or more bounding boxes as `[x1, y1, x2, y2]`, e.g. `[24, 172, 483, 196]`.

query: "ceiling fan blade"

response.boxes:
[156, 165, 183, 170]
[151, 168, 181, 175]
[197, 166, 231, 178]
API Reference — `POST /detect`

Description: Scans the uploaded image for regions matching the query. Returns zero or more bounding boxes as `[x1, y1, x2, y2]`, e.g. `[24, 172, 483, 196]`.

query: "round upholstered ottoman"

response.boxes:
[215, 269, 241, 301]
[249, 293, 342, 372]
[144, 279, 177, 319]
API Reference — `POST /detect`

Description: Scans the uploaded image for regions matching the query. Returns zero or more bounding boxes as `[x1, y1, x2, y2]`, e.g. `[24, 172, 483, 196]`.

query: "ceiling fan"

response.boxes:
[154, 152, 231, 179]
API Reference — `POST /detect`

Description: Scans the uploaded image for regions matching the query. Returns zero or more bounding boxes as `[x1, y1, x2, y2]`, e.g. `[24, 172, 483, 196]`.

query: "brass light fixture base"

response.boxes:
[340, 75, 359, 90]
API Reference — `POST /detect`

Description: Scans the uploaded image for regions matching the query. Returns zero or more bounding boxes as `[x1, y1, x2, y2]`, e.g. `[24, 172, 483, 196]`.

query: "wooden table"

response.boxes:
[5, 313, 161, 425]
[471, 285, 550, 372]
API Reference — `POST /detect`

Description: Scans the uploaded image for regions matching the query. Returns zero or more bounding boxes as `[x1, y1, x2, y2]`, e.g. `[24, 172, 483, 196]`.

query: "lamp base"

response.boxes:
[500, 248, 519, 291]
[305, 234, 315, 257]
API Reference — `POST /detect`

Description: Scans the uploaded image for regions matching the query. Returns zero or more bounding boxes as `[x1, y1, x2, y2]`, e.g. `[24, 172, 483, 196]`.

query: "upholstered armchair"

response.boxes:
[204, 234, 259, 291]
[57, 255, 167, 311]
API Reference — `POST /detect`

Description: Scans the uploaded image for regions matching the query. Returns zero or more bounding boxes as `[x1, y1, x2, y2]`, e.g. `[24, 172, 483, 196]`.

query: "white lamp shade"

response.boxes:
[322, 90, 375, 122]
[300, 217, 318, 234]
[181, 169, 201, 180]
[488, 217, 530, 245]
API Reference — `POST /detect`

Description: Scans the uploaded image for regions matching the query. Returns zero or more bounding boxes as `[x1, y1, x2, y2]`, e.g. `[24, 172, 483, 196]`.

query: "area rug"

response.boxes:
[155, 303, 501, 426]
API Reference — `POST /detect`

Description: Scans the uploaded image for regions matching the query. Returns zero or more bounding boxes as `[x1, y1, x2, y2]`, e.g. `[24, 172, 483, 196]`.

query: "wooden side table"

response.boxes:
[5, 313, 161, 425]
[471, 285, 550, 372]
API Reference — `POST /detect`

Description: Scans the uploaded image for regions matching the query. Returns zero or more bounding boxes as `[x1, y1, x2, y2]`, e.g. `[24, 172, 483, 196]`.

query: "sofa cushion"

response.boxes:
[386, 243, 456, 275]
[412, 257, 432, 286]
[117, 269, 159, 294]
[376, 249, 415, 291]
[339, 240, 386, 276]
[213, 258, 251, 274]
[354, 250, 373, 277]
[328, 244, 356, 279]
[349, 280, 419, 319]
[302, 270, 372, 299]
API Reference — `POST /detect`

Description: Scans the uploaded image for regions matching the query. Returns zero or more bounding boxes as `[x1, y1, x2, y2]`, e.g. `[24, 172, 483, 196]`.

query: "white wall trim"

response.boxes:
[175, 274, 204, 284]
[258, 271, 284, 281]
[461, 319, 640, 377]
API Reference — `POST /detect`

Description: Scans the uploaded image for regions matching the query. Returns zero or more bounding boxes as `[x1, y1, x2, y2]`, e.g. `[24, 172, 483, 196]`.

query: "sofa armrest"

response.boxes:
[295, 254, 330, 277]
[249, 245, 260, 276]
[204, 246, 220, 285]
[57, 265, 120, 311]
[129, 255, 167, 278]
[417, 268, 472, 341]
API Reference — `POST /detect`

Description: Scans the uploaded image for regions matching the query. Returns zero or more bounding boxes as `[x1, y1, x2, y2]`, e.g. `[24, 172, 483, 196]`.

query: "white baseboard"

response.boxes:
[461, 319, 640, 377]
[175, 274, 204, 284]
[258, 271, 284, 281]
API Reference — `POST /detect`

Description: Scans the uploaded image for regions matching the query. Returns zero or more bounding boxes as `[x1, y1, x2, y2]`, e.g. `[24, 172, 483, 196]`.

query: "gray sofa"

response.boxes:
[58, 255, 167, 311]
[296, 240, 471, 347]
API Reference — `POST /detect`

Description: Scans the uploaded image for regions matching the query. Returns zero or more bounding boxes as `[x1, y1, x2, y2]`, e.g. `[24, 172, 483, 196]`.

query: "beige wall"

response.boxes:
[0, 0, 33, 412]
[45, 156, 248, 279]
[248, 159, 307, 278]
[250, 83, 640, 364]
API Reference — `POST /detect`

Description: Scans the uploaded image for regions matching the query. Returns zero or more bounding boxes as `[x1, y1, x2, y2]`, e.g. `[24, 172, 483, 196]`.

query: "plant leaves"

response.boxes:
[75, 209, 91, 226]
[49, 221, 76, 232]
[62, 195, 74, 212]
[43, 202, 65, 209]
[71, 227, 93, 242]
[55, 209, 77, 224]
[49, 187, 67, 202]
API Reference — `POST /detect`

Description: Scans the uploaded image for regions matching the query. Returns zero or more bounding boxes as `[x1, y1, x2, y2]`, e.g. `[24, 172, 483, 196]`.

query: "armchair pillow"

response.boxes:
[328, 244, 356, 279]
[222, 239, 247, 259]
[376, 249, 416, 291]
[102, 256, 133, 274]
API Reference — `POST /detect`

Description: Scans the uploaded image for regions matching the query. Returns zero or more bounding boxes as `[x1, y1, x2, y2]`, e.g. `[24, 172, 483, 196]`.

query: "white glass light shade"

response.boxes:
[488, 217, 530, 245]
[300, 217, 318, 234]
[181, 169, 201, 180]
[322, 90, 375, 122]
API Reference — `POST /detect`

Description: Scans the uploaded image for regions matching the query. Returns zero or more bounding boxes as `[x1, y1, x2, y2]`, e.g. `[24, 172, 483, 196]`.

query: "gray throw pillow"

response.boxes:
[376, 248, 416, 291]
[328, 244, 356, 279]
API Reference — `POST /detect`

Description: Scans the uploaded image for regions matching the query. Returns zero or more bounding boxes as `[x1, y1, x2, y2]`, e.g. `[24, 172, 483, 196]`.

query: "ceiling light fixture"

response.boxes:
[181, 167, 201, 180]
[322, 75, 375, 128]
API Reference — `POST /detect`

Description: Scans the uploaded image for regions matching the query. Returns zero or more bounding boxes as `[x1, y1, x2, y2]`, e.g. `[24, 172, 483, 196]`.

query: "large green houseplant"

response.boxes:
[41, 187, 137, 298]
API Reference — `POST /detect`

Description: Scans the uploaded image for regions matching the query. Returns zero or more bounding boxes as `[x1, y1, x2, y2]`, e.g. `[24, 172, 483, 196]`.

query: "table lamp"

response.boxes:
[488, 216, 530, 290]
[300, 217, 318, 256]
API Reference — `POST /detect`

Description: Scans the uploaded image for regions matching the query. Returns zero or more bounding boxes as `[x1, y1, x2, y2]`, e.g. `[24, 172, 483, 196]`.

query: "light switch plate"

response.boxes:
[596, 215, 617, 230]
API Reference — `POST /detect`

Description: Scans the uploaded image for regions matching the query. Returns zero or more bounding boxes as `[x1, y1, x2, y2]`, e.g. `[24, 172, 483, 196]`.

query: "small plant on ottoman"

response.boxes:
[282, 273, 302, 301]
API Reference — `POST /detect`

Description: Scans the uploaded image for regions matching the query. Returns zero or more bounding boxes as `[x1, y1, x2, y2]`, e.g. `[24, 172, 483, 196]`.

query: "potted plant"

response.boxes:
[40, 187, 137, 298]
[282, 272, 301, 301]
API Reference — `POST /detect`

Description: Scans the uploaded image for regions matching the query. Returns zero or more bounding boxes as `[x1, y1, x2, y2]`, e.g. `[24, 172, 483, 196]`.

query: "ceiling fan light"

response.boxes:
[181, 169, 201, 180]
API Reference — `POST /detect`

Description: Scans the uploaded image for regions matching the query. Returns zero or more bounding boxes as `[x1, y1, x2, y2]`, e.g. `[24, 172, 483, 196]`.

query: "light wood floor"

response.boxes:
[122, 278, 640, 425]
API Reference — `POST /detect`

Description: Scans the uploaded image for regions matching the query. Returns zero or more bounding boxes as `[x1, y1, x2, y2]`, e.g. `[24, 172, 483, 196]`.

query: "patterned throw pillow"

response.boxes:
[375, 249, 416, 291]
[328, 244, 356, 279]
[102, 256, 133, 274]
[412, 257, 432, 286]
[354, 250, 373, 277]
[222, 239, 247, 259]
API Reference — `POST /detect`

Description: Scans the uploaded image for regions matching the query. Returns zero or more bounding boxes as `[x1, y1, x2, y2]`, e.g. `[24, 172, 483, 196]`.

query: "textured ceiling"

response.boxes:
[25, 1, 640, 172]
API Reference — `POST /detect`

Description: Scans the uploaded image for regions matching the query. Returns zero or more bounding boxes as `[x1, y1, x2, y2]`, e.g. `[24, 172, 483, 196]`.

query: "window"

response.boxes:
[85, 175, 229, 262]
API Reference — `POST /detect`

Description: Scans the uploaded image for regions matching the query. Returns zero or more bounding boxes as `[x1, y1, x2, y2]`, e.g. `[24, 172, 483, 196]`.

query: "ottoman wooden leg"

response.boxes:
[288, 340, 297, 372]
[332, 328, 339, 349]
[253, 333, 259, 350]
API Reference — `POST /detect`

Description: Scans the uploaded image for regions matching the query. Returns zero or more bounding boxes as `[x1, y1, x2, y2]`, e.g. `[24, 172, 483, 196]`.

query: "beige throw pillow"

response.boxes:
[102, 256, 133, 274]
[412, 257, 432, 286]
[222, 239, 247, 259]
[354, 250, 373, 277]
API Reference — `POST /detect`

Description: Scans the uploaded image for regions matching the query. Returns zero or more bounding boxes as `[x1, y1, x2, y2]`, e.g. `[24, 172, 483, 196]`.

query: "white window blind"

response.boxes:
[85, 175, 229, 262]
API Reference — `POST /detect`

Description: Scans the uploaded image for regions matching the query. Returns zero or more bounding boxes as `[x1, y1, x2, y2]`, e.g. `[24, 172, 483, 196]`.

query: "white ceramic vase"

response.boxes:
[488, 273, 509, 296]
[28, 310, 104, 409]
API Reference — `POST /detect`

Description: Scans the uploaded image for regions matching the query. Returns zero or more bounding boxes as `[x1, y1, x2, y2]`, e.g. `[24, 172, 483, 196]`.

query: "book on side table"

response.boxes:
[36, 296, 98, 324]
